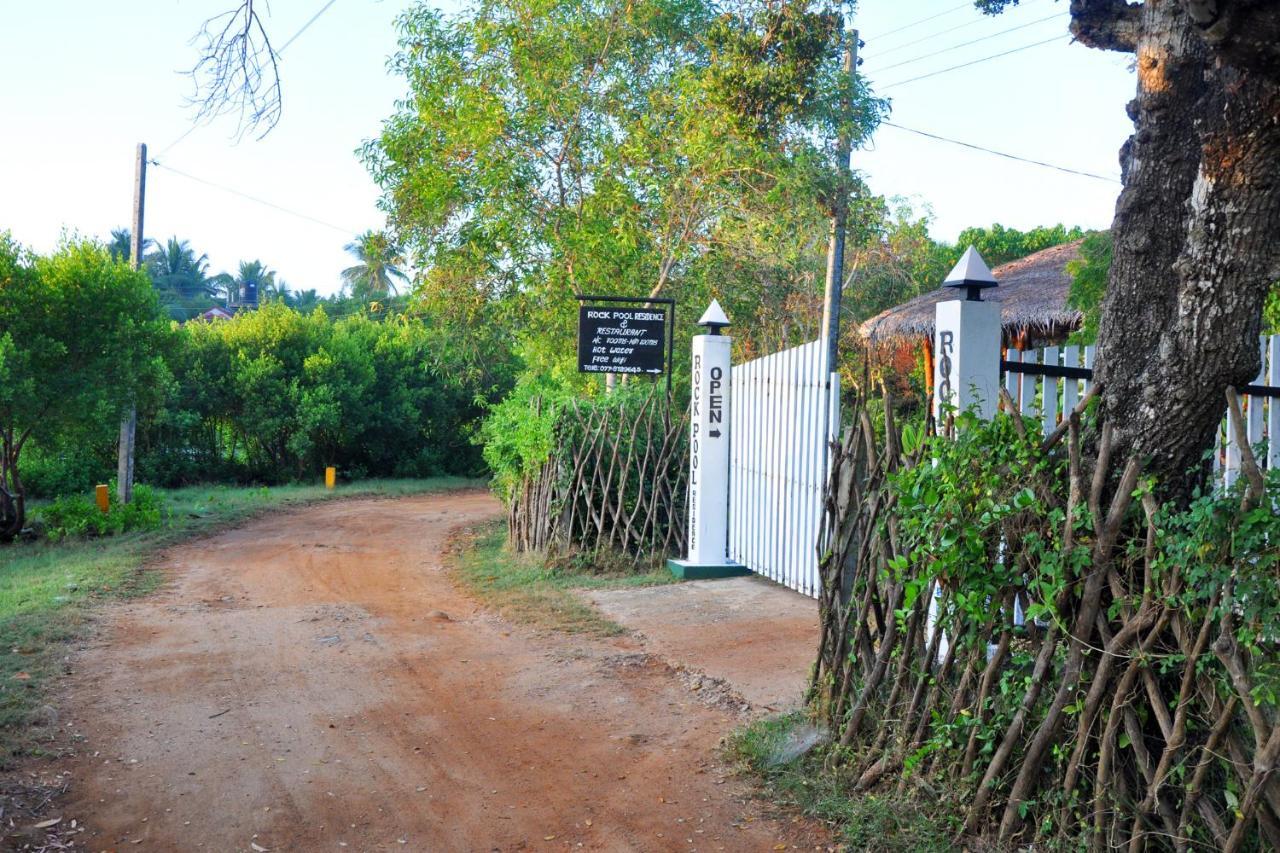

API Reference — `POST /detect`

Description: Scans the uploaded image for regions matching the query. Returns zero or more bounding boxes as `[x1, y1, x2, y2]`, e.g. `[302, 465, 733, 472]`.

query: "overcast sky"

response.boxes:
[1, 0, 1133, 297]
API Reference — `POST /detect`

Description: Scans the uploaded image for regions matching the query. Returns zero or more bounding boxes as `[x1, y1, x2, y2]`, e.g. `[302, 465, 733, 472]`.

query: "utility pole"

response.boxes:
[819, 28, 859, 378]
[117, 142, 147, 505]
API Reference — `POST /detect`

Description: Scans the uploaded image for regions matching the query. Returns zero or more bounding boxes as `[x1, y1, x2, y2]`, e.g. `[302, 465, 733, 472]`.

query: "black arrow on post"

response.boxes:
[708, 429, 721, 439]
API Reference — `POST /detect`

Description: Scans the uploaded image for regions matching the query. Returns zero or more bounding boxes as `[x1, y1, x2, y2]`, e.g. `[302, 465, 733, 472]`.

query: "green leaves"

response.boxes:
[364, 0, 886, 382]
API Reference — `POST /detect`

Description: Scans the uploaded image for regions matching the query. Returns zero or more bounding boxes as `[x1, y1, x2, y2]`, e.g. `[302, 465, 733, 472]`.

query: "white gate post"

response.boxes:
[929, 247, 1002, 660]
[933, 247, 1002, 424]
[669, 300, 749, 580]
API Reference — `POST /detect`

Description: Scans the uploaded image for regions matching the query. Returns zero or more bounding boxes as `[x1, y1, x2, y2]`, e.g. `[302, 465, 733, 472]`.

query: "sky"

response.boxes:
[0, 0, 1135, 297]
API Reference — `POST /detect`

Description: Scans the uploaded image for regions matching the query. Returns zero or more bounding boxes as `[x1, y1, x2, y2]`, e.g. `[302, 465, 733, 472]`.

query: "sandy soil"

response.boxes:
[587, 578, 819, 713]
[37, 492, 824, 852]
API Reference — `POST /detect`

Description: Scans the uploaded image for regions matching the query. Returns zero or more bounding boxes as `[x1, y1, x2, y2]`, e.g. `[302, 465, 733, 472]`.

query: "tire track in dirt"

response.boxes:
[49, 491, 824, 851]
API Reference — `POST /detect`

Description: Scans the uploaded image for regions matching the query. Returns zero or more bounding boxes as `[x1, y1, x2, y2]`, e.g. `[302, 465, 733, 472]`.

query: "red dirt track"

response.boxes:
[48, 492, 823, 851]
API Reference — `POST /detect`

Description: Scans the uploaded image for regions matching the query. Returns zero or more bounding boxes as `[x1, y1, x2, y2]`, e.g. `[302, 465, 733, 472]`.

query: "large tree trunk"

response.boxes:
[0, 442, 26, 543]
[1081, 0, 1280, 496]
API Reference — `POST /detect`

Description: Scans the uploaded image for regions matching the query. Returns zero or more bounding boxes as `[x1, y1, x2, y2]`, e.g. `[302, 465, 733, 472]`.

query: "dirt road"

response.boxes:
[48, 492, 821, 851]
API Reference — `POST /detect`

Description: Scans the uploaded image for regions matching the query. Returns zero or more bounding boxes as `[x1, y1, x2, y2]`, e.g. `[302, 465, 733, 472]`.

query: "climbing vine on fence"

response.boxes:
[812, 388, 1280, 850]
[506, 386, 688, 561]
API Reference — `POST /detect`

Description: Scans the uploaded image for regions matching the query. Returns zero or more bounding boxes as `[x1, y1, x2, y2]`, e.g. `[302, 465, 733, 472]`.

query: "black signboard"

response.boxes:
[577, 305, 668, 375]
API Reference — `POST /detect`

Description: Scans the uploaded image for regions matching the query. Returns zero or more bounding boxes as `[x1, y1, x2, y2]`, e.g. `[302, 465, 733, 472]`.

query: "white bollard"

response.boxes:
[669, 300, 749, 580]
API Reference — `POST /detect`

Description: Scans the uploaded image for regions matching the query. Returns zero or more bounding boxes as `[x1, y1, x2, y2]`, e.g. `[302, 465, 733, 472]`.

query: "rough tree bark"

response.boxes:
[1077, 0, 1280, 495]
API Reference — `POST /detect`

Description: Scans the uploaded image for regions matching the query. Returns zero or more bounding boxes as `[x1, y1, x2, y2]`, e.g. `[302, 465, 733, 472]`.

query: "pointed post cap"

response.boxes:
[944, 246, 998, 301]
[697, 299, 731, 335]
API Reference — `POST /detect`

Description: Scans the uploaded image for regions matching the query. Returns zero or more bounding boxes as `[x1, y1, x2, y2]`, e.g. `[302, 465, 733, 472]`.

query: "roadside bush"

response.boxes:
[135, 303, 506, 486]
[21, 438, 116, 500]
[38, 484, 165, 542]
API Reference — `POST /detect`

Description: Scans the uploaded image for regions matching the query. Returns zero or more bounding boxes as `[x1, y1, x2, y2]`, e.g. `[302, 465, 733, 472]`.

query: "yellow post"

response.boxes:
[95, 484, 110, 514]
[325, 467, 336, 490]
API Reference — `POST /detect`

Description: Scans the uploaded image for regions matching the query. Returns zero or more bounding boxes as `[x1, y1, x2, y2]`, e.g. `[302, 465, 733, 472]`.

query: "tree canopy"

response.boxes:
[362, 0, 885, 378]
[0, 235, 169, 539]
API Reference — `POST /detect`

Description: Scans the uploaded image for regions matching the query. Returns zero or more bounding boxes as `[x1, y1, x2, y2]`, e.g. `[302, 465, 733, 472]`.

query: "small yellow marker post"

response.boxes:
[325, 467, 336, 490]
[95, 484, 110, 514]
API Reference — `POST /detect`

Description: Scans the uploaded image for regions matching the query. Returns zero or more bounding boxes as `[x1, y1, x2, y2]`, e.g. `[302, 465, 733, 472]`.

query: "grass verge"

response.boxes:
[450, 520, 675, 636]
[0, 477, 479, 765]
[728, 712, 957, 852]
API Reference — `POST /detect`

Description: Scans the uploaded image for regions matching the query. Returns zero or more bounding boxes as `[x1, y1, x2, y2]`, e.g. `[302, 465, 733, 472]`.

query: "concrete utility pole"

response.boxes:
[819, 28, 859, 378]
[117, 142, 147, 505]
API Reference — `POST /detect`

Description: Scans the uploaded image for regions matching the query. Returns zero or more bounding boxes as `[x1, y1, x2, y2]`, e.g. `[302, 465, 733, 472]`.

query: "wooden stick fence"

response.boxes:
[812, 388, 1280, 851]
[508, 388, 688, 560]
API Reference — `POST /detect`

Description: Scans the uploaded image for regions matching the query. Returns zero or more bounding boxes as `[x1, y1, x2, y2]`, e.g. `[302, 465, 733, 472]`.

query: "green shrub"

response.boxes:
[37, 485, 166, 542]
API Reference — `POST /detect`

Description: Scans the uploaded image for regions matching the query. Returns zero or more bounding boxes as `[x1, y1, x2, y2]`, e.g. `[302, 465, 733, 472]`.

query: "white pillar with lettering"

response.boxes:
[668, 300, 747, 579]
[929, 246, 1003, 661]
[933, 247, 1002, 423]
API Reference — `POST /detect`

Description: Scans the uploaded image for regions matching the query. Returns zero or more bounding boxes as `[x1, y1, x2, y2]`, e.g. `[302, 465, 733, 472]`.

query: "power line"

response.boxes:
[149, 159, 359, 234]
[875, 2, 974, 41]
[881, 121, 1122, 184]
[879, 35, 1066, 90]
[866, 12, 1066, 75]
[870, 0, 1047, 59]
[278, 0, 341, 54]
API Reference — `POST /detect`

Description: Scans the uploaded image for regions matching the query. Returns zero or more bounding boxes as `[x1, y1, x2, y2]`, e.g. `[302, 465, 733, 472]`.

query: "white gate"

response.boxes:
[728, 340, 840, 597]
[1004, 336, 1280, 489]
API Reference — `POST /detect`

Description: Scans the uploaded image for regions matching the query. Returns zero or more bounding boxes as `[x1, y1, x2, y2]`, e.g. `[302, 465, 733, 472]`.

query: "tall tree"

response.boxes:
[977, 0, 1280, 492]
[0, 235, 168, 540]
[340, 231, 408, 302]
[362, 0, 883, 375]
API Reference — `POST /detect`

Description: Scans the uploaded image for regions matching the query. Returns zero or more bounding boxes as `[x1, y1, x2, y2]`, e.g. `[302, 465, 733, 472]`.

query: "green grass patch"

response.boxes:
[450, 520, 675, 636]
[0, 477, 478, 765]
[728, 713, 956, 852]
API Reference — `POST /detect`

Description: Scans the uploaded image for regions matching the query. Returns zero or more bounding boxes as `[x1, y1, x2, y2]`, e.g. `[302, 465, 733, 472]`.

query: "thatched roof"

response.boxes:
[859, 239, 1085, 348]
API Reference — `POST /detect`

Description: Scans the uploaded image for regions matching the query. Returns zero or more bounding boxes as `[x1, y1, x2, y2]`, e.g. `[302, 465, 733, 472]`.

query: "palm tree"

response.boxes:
[340, 230, 408, 301]
[290, 288, 322, 312]
[107, 228, 151, 265]
[146, 237, 215, 319]
[230, 260, 276, 306]
[147, 237, 214, 299]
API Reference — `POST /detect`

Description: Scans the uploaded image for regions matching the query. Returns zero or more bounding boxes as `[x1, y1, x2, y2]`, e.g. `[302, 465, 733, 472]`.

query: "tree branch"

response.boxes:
[1069, 0, 1142, 53]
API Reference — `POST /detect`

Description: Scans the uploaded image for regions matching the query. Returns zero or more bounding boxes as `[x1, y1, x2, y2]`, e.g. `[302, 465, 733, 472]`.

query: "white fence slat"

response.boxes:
[1247, 336, 1265, 453]
[737, 348, 747, 560]
[1063, 347, 1079, 416]
[1270, 334, 1280, 471]
[1019, 350, 1038, 417]
[1084, 346, 1096, 393]
[778, 347, 790, 589]
[806, 343, 821, 596]
[1004, 349, 1018, 402]
[1225, 402, 1241, 490]
[767, 349, 780, 587]
[1042, 346, 1059, 437]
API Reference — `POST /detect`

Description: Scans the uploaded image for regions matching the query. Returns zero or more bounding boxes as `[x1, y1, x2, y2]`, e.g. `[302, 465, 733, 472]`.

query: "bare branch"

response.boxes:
[184, 1, 282, 140]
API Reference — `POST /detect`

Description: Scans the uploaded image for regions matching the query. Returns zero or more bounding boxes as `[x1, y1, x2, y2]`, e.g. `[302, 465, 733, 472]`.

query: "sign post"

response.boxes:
[668, 300, 748, 580]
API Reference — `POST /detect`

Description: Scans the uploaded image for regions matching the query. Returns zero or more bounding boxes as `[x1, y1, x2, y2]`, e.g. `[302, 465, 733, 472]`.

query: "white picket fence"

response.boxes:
[729, 340, 840, 597]
[1004, 335, 1280, 488]
[1003, 344, 1096, 434]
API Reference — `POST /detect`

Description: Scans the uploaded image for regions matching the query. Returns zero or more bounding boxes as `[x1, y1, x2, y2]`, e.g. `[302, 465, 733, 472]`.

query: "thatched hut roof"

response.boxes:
[859, 239, 1085, 348]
